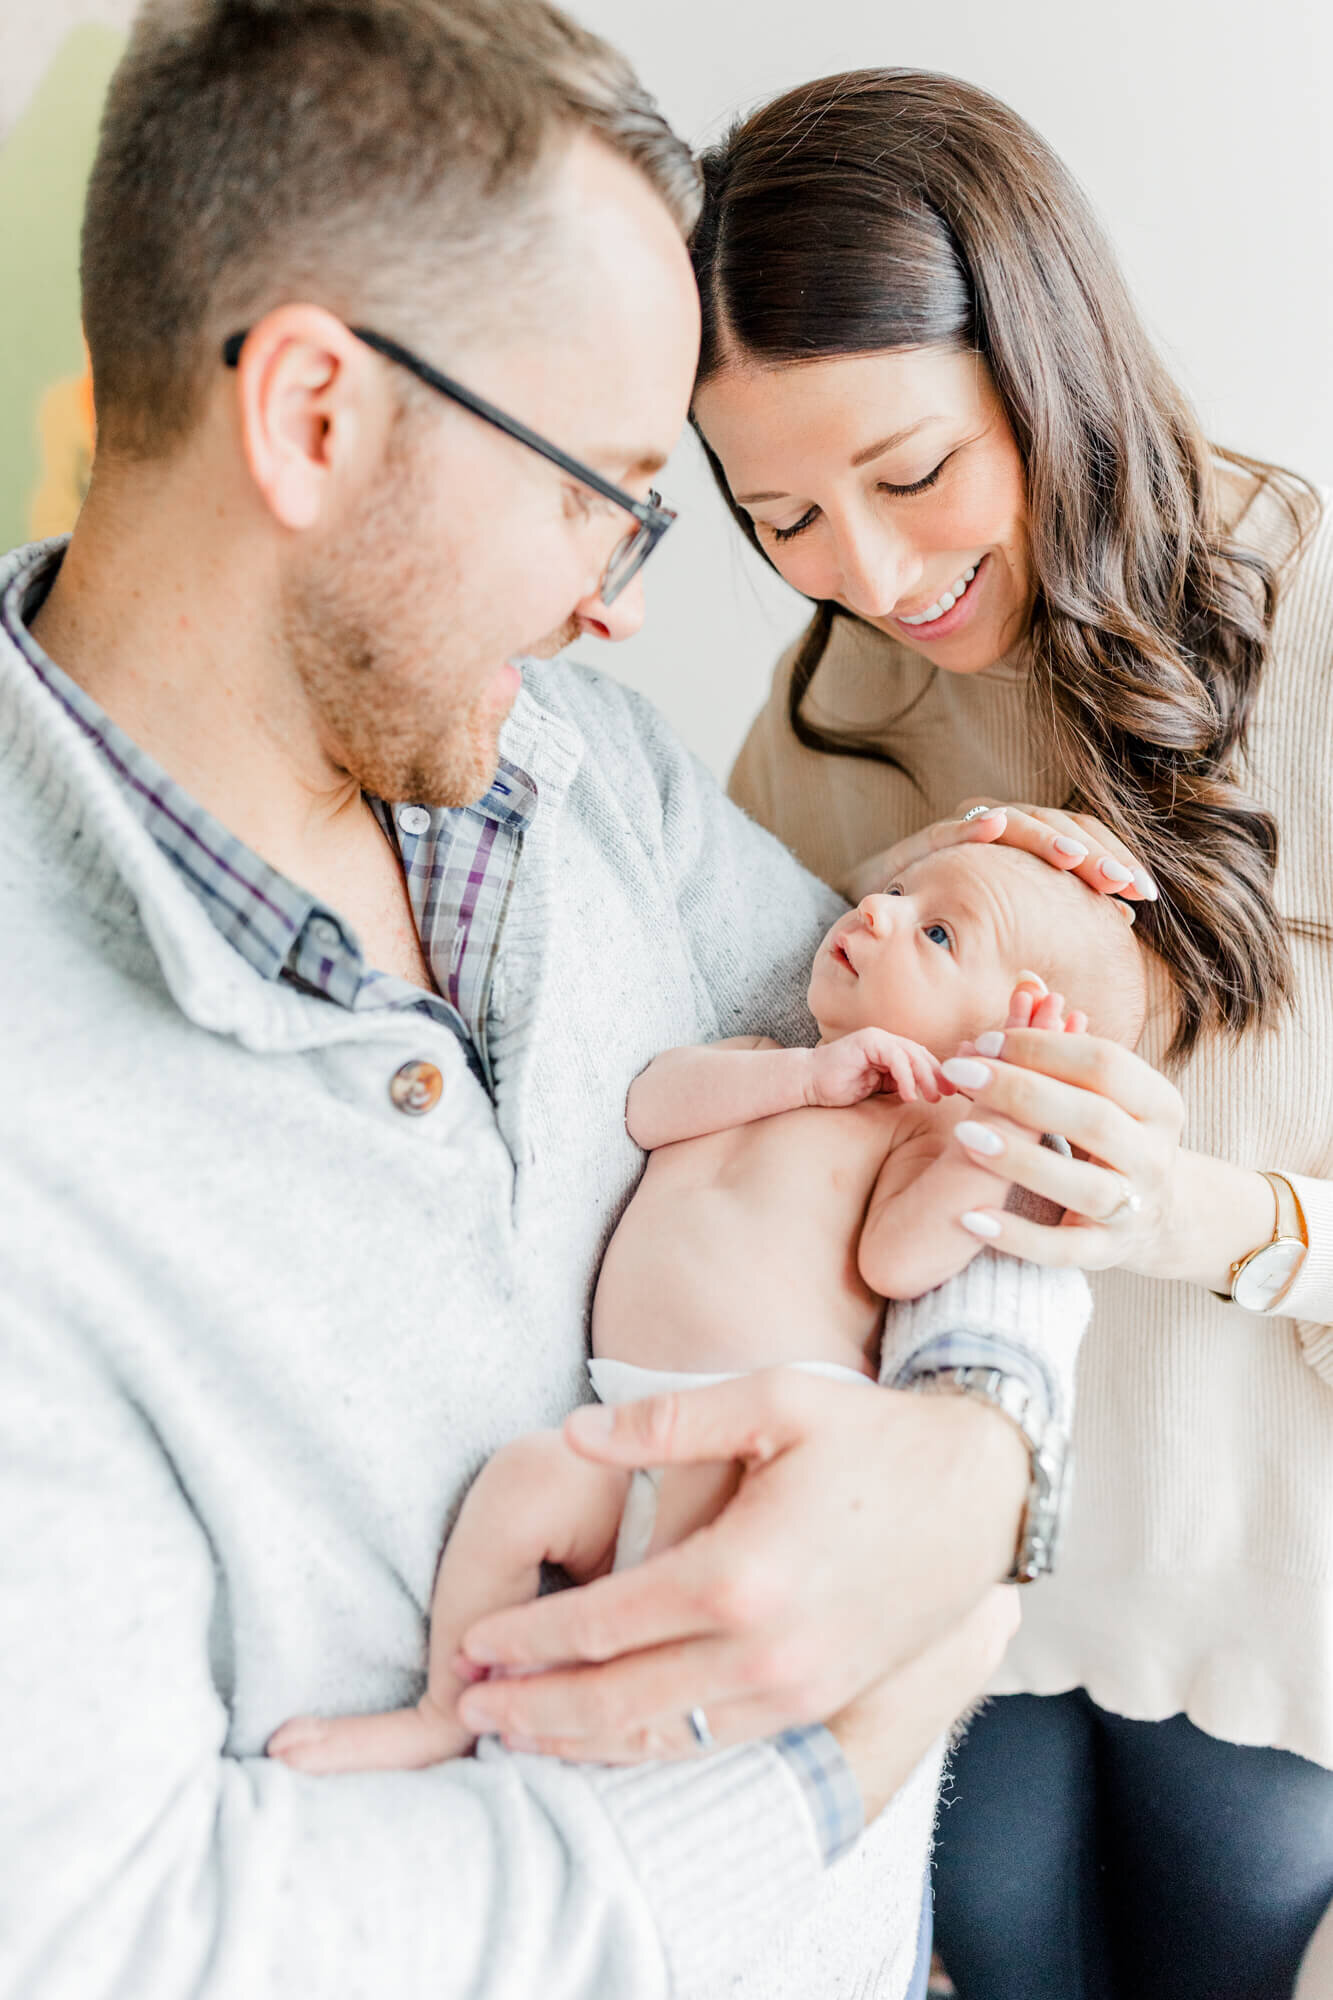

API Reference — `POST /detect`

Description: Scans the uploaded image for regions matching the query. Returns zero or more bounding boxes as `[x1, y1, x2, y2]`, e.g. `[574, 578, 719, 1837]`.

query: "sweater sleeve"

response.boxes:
[1283, 1171, 1333, 1377]
[876, 1252, 1092, 1434]
[0, 1304, 822, 2000]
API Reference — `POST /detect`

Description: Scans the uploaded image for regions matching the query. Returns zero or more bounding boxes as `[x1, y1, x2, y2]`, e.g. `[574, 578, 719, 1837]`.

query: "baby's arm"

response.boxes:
[268, 1432, 630, 1773]
[627, 1029, 946, 1151]
[857, 1097, 1023, 1301]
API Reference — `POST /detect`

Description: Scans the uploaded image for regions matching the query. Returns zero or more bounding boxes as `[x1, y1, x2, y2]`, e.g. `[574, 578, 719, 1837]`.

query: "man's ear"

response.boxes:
[229, 304, 381, 530]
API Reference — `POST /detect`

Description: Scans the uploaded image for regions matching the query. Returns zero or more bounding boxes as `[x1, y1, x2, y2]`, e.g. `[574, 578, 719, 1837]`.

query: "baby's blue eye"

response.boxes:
[924, 923, 953, 951]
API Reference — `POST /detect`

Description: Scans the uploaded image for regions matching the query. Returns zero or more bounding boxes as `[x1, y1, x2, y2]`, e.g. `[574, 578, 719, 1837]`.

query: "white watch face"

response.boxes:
[1232, 1239, 1306, 1312]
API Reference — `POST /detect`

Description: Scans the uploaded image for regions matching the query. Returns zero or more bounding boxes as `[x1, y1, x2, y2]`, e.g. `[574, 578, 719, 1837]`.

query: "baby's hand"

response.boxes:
[954, 977, 1087, 1058]
[808, 1027, 949, 1108]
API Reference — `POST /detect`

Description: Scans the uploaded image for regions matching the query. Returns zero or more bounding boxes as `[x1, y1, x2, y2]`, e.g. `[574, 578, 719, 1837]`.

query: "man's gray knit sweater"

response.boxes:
[0, 542, 1086, 2000]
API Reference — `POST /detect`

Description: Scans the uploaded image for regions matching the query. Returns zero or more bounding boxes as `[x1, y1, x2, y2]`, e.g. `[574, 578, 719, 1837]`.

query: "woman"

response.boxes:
[688, 69, 1333, 2000]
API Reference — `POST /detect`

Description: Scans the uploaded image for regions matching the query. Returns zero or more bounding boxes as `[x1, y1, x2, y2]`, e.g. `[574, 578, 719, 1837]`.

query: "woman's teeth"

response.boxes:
[899, 564, 978, 626]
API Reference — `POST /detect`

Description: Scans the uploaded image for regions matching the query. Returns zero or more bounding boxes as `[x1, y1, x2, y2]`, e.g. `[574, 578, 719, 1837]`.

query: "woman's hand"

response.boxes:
[845, 799, 1157, 908]
[939, 1020, 1273, 1288]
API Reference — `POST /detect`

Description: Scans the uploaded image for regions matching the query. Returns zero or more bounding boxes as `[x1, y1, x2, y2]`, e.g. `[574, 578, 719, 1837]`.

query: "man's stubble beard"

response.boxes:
[281, 502, 513, 812]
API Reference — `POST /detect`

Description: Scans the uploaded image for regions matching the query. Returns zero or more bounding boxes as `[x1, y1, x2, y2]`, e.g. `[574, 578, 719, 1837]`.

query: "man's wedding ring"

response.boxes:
[960, 804, 998, 824]
[1107, 1182, 1144, 1224]
[687, 1707, 715, 1750]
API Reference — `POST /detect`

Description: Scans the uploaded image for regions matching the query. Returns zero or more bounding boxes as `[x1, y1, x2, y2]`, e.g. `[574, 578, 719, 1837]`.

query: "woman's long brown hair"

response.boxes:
[691, 69, 1320, 1061]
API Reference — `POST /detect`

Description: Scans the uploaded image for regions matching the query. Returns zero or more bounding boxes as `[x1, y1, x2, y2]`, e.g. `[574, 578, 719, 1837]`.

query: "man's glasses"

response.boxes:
[223, 324, 675, 605]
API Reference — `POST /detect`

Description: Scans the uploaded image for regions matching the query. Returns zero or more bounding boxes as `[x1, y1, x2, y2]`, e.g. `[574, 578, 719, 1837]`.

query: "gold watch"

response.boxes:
[1226, 1171, 1308, 1313]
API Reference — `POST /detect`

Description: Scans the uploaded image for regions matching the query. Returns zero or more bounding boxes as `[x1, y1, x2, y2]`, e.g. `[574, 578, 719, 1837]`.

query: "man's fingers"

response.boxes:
[562, 1368, 807, 1471]
[457, 1632, 816, 1755]
[460, 1528, 726, 1672]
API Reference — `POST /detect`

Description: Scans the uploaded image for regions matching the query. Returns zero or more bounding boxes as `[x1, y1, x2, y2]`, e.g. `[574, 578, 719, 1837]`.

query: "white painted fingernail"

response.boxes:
[956, 1121, 1004, 1156]
[1053, 837, 1087, 858]
[974, 1031, 1006, 1057]
[1132, 869, 1158, 900]
[960, 1211, 1003, 1238]
[1098, 857, 1133, 886]
[1015, 970, 1048, 994]
[942, 1058, 992, 1089]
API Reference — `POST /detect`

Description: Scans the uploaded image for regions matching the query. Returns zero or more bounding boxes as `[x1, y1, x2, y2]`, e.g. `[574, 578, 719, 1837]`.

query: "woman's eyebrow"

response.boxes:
[736, 416, 943, 504]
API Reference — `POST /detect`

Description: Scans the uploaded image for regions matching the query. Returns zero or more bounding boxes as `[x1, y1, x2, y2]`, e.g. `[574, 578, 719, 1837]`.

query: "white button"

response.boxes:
[310, 916, 340, 948]
[398, 805, 431, 836]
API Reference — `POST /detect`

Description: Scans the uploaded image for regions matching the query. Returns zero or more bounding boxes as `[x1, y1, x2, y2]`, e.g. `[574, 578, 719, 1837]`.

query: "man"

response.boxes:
[0, 3, 1087, 1994]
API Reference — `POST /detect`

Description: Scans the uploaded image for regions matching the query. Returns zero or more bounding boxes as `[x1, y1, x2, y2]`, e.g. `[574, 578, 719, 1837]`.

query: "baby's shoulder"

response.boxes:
[873, 1088, 976, 1161]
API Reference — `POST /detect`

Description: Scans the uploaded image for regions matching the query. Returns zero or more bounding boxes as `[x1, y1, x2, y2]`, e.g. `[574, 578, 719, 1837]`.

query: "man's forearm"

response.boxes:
[626, 1046, 814, 1150]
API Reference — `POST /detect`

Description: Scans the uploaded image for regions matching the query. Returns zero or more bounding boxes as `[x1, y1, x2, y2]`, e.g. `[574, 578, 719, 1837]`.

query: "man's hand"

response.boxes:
[829, 1586, 1020, 1821]
[453, 1370, 1028, 1762]
[808, 1027, 949, 1107]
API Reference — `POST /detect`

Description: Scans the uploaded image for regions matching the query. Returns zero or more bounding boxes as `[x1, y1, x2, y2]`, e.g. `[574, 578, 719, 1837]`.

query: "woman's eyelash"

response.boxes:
[882, 457, 950, 498]
[770, 507, 818, 544]
[766, 457, 951, 542]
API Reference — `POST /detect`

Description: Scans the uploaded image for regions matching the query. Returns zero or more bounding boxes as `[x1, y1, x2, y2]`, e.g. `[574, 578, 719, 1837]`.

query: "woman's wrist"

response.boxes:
[1145, 1150, 1274, 1291]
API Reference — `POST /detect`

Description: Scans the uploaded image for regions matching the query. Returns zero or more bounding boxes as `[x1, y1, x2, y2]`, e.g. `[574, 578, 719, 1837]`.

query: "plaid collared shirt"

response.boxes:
[10, 555, 533, 1088]
[8, 545, 863, 1867]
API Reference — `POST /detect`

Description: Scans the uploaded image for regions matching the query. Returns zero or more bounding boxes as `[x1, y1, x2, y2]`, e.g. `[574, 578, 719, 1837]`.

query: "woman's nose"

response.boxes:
[572, 571, 647, 644]
[835, 524, 922, 622]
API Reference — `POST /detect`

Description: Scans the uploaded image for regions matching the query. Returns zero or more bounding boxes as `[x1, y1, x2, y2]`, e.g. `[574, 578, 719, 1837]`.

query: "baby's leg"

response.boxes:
[268, 1430, 630, 1773]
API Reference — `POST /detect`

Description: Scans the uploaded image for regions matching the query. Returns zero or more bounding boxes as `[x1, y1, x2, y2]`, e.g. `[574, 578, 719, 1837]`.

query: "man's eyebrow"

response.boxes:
[584, 447, 669, 481]
[735, 416, 942, 505]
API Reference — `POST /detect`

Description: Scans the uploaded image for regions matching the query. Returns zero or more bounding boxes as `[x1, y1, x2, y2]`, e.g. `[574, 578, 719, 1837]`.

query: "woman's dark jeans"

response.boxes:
[932, 1689, 1333, 2000]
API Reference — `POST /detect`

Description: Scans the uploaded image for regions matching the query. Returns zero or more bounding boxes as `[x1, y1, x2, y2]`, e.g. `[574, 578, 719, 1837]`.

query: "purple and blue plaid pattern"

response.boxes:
[8, 545, 857, 1866]
[774, 1724, 864, 1865]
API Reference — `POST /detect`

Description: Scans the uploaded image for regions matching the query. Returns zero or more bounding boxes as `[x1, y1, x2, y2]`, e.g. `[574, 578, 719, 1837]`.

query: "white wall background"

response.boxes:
[561, 0, 1333, 778]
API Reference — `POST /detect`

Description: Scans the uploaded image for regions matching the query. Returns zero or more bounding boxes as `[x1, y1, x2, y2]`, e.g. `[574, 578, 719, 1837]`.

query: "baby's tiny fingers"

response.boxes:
[889, 1051, 918, 1100]
[1031, 991, 1066, 1032]
[1065, 1011, 1088, 1035]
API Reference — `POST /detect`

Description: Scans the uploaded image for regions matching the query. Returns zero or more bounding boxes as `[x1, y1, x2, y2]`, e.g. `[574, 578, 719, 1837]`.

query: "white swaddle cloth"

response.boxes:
[587, 1356, 874, 1570]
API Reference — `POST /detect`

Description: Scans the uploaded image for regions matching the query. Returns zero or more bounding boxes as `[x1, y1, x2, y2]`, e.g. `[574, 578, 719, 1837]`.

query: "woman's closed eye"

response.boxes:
[763, 457, 953, 543]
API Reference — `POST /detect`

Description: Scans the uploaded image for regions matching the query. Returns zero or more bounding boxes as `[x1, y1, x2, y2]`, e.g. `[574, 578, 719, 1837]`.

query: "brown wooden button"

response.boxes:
[389, 1059, 443, 1116]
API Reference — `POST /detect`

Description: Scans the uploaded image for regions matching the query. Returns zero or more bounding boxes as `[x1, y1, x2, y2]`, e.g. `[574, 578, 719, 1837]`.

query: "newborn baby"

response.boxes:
[269, 842, 1146, 1774]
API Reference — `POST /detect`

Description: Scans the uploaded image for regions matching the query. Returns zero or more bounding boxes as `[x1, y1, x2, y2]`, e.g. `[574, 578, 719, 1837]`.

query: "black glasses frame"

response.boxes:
[222, 325, 675, 604]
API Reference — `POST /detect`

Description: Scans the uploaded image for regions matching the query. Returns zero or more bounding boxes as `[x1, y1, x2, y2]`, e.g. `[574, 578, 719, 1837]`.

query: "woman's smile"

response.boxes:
[892, 555, 986, 640]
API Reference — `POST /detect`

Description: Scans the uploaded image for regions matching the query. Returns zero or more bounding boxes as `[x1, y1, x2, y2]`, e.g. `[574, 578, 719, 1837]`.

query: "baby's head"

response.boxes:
[808, 843, 1148, 1056]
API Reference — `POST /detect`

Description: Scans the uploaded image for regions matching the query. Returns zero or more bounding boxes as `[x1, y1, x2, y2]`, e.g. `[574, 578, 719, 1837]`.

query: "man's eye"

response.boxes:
[924, 922, 953, 951]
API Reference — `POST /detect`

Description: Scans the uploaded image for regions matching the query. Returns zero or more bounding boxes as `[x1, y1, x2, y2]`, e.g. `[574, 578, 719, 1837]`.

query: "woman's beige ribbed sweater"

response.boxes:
[730, 473, 1333, 1767]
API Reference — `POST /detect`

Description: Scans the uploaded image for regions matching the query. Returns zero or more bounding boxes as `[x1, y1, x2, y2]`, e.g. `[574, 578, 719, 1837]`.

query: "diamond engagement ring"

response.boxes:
[687, 1707, 715, 1750]
[960, 804, 998, 824]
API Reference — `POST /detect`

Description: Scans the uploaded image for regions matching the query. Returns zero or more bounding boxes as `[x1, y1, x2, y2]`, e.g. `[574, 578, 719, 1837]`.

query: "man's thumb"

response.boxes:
[563, 1371, 805, 1468]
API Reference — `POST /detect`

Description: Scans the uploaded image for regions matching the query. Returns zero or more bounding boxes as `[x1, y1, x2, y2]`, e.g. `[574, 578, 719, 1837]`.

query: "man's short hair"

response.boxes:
[81, 0, 700, 459]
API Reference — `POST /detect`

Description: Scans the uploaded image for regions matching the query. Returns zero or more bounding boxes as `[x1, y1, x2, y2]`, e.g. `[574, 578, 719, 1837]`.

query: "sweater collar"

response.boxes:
[0, 538, 581, 1049]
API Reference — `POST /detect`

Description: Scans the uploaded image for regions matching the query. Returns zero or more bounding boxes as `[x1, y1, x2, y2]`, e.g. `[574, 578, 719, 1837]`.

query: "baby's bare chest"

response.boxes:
[643, 1097, 915, 1222]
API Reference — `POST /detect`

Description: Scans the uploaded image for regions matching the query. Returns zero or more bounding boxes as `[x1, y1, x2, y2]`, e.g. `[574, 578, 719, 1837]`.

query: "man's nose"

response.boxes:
[572, 572, 646, 644]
